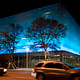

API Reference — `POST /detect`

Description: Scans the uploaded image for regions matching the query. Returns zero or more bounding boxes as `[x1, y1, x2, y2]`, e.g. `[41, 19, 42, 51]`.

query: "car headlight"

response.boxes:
[3, 69, 7, 72]
[31, 72, 36, 78]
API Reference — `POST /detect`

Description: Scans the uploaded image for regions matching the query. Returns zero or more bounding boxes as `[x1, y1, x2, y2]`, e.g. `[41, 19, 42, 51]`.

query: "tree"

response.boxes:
[26, 16, 67, 60]
[0, 24, 23, 68]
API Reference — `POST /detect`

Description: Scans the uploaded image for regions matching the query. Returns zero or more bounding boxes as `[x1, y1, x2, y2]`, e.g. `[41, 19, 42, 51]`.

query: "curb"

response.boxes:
[7, 68, 32, 72]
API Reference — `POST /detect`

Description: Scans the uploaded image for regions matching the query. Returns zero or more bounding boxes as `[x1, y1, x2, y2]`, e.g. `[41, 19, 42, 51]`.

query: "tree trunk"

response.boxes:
[7, 43, 16, 69]
[7, 53, 16, 69]
[60, 54, 63, 62]
[44, 49, 47, 61]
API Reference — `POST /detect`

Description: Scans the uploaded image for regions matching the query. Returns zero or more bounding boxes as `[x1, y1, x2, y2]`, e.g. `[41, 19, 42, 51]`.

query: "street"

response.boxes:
[0, 72, 36, 80]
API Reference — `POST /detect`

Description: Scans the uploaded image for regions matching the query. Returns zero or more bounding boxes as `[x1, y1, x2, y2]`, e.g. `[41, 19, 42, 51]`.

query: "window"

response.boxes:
[35, 63, 44, 67]
[44, 63, 56, 68]
[55, 63, 64, 69]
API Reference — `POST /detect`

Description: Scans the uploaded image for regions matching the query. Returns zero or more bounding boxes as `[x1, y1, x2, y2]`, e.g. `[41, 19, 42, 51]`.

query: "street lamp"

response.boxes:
[26, 47, 29, 69]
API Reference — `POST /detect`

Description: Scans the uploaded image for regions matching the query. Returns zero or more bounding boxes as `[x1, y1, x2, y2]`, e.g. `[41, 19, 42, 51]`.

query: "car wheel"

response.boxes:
[72, 76, 80, 80]
[37, 74, 45, 80]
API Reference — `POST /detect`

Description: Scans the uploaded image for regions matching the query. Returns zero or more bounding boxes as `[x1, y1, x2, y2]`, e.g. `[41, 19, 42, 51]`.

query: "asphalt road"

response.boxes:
[0, 72, 36, 80]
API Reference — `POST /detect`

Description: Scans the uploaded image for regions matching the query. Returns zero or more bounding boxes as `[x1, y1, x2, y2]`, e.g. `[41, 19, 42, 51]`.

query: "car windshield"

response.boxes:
[62, 62, 74, 68]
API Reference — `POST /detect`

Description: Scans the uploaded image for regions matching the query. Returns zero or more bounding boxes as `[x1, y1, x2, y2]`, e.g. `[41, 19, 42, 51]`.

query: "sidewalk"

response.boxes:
[8, 68, 33, 72]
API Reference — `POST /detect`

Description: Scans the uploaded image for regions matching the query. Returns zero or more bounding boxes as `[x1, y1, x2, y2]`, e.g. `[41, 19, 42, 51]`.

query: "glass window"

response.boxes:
[35, 63, 44, 67]
[44, 63, 56, 68]
[55, 63, 64, 69]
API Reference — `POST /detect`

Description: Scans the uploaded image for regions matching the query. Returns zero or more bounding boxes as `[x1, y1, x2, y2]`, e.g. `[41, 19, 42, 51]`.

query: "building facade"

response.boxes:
[0, 50, 80, 68]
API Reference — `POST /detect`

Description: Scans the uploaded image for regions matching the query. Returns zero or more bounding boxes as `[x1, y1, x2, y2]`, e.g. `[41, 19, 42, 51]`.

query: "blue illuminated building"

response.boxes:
[0, 3, 80, 55]
[0, 3, 80, 68]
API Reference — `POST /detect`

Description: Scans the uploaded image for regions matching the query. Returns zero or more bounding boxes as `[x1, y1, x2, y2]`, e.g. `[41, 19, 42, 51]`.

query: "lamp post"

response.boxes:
[26, 47, 29, 69]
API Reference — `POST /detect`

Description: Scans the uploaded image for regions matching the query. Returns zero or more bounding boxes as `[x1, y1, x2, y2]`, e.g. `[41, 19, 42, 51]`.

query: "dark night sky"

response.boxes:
[0, 0, 80, 25]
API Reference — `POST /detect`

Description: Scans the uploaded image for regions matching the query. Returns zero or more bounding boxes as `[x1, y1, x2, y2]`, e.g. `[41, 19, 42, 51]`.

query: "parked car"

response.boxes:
[0, 66, 7, 75]
[32, 61, 80, 80]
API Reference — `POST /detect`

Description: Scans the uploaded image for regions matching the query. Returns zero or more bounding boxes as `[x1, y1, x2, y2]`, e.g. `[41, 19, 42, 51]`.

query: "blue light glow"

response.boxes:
[0, 3, 80, 55]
